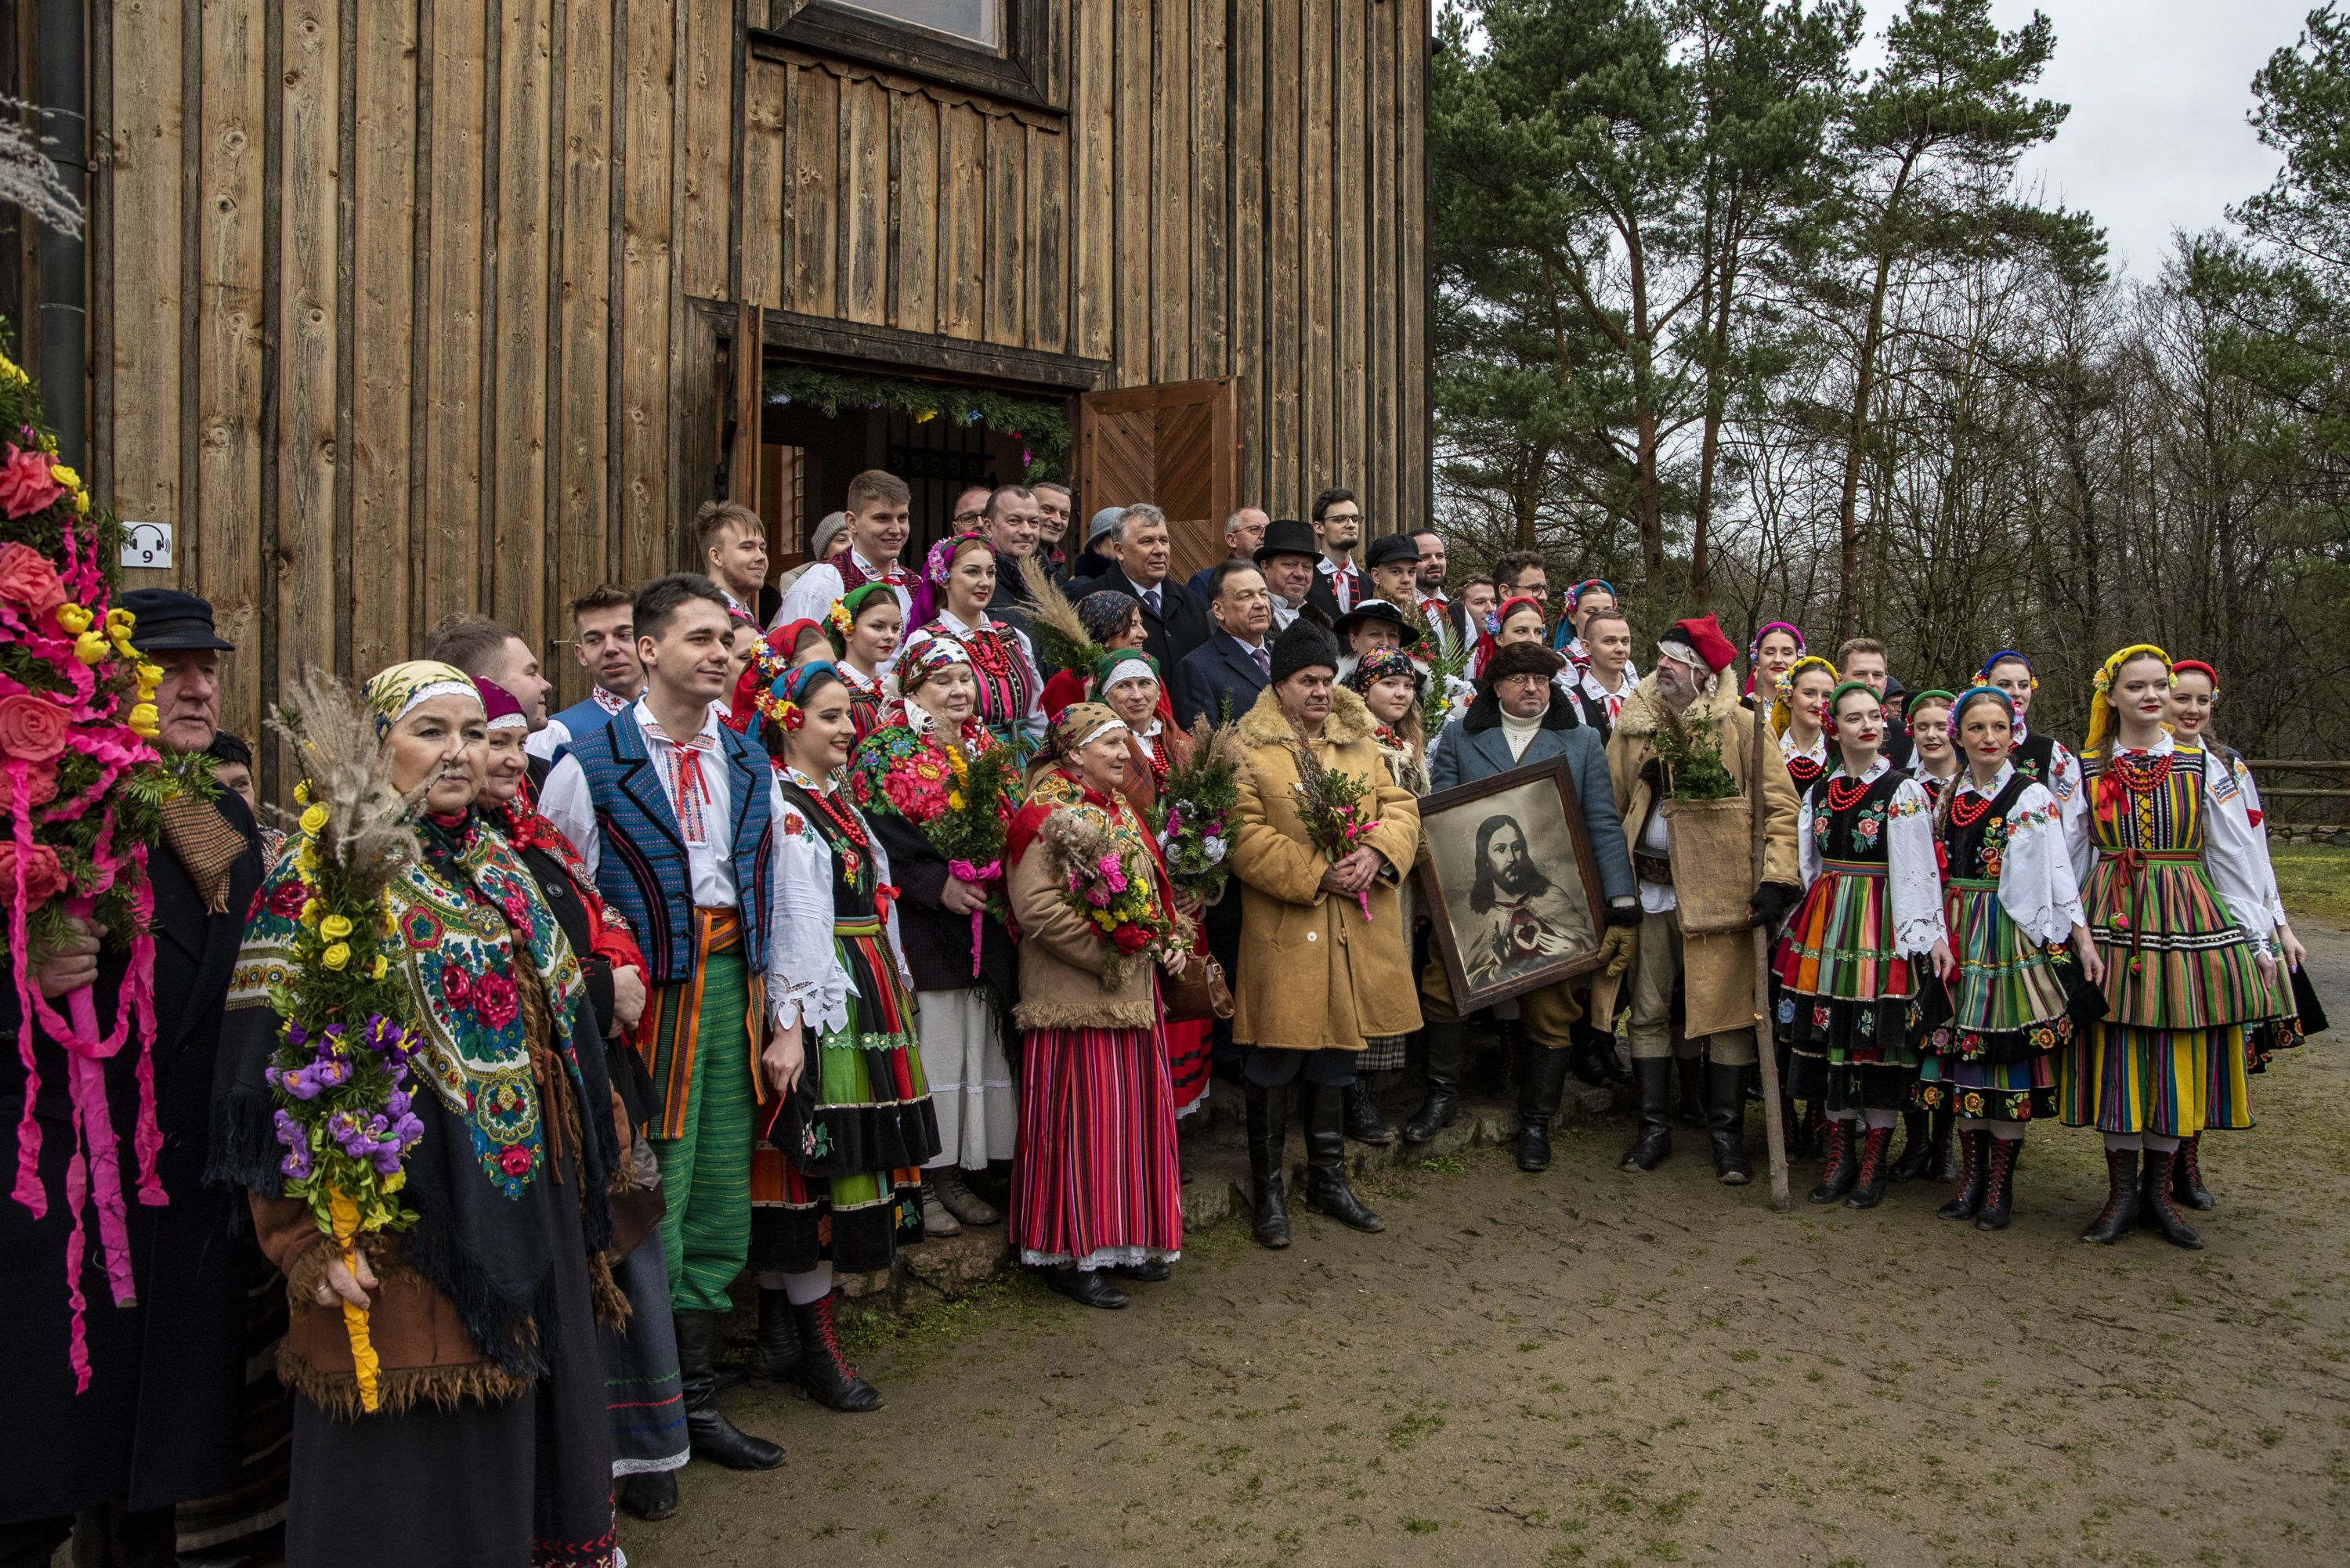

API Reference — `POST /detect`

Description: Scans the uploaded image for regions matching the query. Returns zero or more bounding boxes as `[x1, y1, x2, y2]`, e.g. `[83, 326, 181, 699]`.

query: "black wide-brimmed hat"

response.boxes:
[1254, 517, 1319, 564]
[1332, 597, 1423, 649]
[121, 588, 235, 652]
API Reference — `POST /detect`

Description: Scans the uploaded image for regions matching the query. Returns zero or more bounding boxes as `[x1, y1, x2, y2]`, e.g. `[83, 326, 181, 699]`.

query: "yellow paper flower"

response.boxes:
[127, 703, 160, 737]
[297, 842, 320, 876]
[50, 464, 81, 493]
[320, 913, 354, 941]
[0, 351, 24, 384]
[321, 941, 351, 970]
[55, 602, 91, 634]
[73, 490, 89, 517]
[293, 779, 312, 806]
[136, 661, 163, 689]
[106, 606, 133, 634]
[74, 631, 109, 665]
[371, 954, 389, 980]
[299, 898, 320, 927]
[299, 804, 329, 836]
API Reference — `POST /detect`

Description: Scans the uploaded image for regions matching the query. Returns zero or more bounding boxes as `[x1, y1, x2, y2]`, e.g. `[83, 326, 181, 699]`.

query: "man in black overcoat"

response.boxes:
[1, 590, 264, 1568]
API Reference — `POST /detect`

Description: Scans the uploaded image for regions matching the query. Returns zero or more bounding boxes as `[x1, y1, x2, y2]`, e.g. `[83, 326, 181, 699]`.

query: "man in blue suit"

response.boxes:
[1407, 640, 1639, 1173]
[1172, 558, 1274, 728]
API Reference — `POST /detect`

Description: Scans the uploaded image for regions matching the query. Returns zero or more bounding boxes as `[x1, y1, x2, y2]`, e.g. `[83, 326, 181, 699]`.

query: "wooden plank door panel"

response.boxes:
[1076, 377, 1238, 581]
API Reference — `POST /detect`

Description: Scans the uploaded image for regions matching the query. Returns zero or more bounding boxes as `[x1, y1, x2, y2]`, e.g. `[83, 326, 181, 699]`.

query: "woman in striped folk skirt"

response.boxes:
[1911, 687, 2102, 1230]
[1774, 681, 1950, 1210]
[1004, 703, 1187, 1310]
[2065, 645, 2283, 1250]
[750, 664, 941, 1410]
[2161, 659, 2317, 1212]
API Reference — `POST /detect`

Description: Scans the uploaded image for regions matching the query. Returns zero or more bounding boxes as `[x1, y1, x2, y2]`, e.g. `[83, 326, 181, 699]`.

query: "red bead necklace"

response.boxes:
[802, 782, 870, 854]
[1824, 775, 1873, 814]
[1948, 789, 1994, 830]
[2107, 749, 2175, 795]
[1786, 754, 1824, 786]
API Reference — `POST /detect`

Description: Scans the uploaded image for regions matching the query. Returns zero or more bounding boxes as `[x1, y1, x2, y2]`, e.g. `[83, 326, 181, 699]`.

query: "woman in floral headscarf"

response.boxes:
[921, 531, 1045, 753]
[210, 661, 624, 1568]
[822, 581, 904, 745]
[847, 632, 1019, 1237]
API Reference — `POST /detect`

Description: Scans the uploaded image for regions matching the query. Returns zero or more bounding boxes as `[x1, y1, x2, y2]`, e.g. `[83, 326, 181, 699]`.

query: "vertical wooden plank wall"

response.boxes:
[85, 0, 1428, 745]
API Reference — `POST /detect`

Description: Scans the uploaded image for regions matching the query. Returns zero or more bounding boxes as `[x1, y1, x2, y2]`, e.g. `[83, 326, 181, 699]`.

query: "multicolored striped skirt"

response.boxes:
[1776, 861, 1920, 1108]
[751, 921, 939, 1276]
[2059, 1023, 2254, 1137]
[1011, 1021, 1184, 1271]
[1168, 1016, 1213, 1116]
[2081, 854, 2272, 1031]
[1912, 880, 2073, 1122]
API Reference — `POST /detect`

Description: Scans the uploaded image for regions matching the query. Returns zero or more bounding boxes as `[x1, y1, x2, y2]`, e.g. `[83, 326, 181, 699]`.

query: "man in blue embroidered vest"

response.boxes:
[540, 573, 791, 1477]
[528, 582, 644, 766]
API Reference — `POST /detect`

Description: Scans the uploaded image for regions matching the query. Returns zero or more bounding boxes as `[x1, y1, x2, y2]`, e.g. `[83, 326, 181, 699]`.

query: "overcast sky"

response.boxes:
[1860, 0, 2318, 279]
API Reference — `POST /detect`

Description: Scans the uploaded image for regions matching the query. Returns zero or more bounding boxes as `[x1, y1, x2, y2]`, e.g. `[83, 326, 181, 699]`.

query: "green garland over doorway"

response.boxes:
[761, 363, 1072, 482]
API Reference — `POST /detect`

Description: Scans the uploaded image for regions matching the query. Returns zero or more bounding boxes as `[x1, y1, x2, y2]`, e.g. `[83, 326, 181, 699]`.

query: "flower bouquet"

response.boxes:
[848, 727, 1023, 972]
[0, 346, 177, 1389]
[1035, 806, 1182, 986]
[259, 669, 431, 1413]
[1150, 716, 1240, 903]
[1285, 734, 1379, 920]
[1404, 599, 1472, 735]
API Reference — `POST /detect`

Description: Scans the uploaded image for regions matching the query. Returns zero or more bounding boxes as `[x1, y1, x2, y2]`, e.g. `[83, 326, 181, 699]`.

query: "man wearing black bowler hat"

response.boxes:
[2, 589, 266, 1568]
[1253, 516, 1323, 635]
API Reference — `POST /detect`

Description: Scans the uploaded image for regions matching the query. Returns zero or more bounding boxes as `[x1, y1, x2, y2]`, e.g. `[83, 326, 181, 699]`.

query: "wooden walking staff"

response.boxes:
[1748, 696, 1791, 1210]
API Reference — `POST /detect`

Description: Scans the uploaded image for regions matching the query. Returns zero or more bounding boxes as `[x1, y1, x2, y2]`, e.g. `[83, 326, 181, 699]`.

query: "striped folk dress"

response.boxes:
[1912, 766, 2086, 1122]
[2061, 738, 2279, 1136]
[1774, 758, 1946, 1112]
[750, 776, 940, 1276]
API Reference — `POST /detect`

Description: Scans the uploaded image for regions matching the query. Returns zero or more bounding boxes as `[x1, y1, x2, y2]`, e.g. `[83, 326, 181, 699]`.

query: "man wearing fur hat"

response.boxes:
[1408, 641, 1638, 1169]
[1604, 614, 1802, 1184]
[1227, 617, 1421, 1248]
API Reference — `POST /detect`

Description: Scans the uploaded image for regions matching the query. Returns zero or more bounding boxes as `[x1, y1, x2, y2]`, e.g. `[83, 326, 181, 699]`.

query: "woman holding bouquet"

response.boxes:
[747, 660, 940, 1405]
[1003, 702, 1186, 1308]
[473, 681, 687, 1517]
[822, 582, 903, 745]
[211, 662, 624, 1568]
[1227, 619, 1422, 1248]
[1774, 681, 1950, 1211]
[1338, 647, 1431, 1144]
[1089, 647, 1213, 1118]
[848, 634, 1019, 1236]
[923, 532, 1046, 753]
[1911, 686, 2101, 1231]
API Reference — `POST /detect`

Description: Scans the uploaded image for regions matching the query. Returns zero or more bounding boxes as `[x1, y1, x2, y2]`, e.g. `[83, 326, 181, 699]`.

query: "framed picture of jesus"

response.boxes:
[1415, 757, 1610, 1012]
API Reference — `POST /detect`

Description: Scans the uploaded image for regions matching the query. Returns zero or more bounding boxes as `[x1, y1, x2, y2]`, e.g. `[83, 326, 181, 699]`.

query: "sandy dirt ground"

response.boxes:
[627, 924, 2350, 1568]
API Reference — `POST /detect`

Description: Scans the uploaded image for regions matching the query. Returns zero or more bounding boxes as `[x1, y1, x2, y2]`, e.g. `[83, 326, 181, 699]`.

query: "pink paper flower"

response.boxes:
[0, 839, 67, 905]
[0, 693, 70, 763]
[0, 445, 63, 519]
[0, 541, 64, 614]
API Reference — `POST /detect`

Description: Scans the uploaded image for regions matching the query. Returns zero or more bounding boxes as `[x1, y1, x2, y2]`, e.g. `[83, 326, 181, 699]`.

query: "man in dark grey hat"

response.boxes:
[3, 587, 266, 1568]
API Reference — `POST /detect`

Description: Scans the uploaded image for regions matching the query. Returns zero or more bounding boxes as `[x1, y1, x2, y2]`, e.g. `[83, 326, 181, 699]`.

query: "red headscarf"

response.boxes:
[725, 619, 825, 733]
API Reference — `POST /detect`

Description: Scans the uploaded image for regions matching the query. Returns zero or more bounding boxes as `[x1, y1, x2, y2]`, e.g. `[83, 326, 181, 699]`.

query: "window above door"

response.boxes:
[757, 0, 1062, 113]
[826, 0, 1000, 50]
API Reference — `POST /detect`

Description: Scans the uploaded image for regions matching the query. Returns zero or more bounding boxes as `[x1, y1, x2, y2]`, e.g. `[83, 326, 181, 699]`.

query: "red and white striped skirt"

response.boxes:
[1010, 1022, 1184, 1271]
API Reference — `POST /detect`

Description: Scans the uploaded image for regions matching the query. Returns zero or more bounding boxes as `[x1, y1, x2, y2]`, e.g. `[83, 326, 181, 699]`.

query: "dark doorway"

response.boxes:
[756, 375, 1049, 574]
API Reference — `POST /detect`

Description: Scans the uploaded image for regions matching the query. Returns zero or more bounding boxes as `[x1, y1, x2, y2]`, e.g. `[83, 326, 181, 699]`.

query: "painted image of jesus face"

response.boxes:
[1484, 821, 1530, 891]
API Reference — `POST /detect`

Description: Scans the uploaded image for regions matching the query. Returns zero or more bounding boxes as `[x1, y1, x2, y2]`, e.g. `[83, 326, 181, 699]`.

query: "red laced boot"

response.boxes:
[1844, 1124, 1895, 1209]
[790, 1291, 884, 1412]
[1974, 1135, 2020, 1231]
[1807, 1118, 1857, 1205]
[2081, 1146, 2140, 1245]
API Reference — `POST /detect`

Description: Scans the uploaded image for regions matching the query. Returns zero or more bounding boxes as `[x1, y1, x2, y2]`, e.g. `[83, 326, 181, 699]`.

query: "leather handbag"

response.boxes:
[1162, 951, 1234, 1023]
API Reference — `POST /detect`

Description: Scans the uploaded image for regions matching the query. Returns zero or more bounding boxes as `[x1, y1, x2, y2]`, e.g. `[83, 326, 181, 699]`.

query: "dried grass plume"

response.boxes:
[266, 667, 421, 900]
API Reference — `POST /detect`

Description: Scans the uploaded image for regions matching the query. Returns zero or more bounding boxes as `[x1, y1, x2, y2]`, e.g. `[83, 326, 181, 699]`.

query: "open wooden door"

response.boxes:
[1076, 378, 1240, 580]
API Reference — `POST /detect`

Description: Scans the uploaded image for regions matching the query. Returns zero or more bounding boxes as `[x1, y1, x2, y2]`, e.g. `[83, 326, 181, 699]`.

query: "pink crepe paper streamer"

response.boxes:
[947, 859, 1000, 977]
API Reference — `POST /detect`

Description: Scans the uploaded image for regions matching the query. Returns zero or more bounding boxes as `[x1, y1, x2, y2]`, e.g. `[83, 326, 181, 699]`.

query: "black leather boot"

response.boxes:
[746, 1285, 801, 1382]
[1705, 1060, 1751, 1185]
[1889, 1109, 1936, 1182]
[1343, 1075, 1398, 1145]
[2172, 1132, 2214, 1210]
[1403, 1021, 1462, 1143]
[1300, 1084, 1383, 1231]
[2081, 1146, 2141, 1245]
[1845, 1124, 1895, 1209]
[1565, 1020, 1612, 1086]
[1039, 1266, 1128, 1309]
[1975, 1134, 2019, 1231]
[1245, 1080, 1292, 1248]
[1515, 1042, 1571, 1172]
[618, 1468, 681, 1520]
[1808, 1118, 1858, 1204]
[675, 1311, 785, 1469]
[790, 1292, 884, 1411]
[1937, 1129, 1988, 1220]
[1675, 1055, 1707, 1128]
[1929, 1107, 1959, 1180]
[1621, 1057, 1673, 1171]
[2140, 1147, 2205, 1249]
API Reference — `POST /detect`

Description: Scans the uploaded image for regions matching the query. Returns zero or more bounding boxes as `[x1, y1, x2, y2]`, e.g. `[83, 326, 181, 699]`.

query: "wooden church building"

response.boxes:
[24, 0, 1431, 739]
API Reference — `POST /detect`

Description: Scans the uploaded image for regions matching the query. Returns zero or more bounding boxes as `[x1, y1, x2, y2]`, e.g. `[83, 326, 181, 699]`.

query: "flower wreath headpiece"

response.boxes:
[924, 530, 995, 591]
[1976, 649, 2039, 691]
[761, 659, 841, 732]
[2084, 642, 2172, 755]
[1769, 654, 1841, 738]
